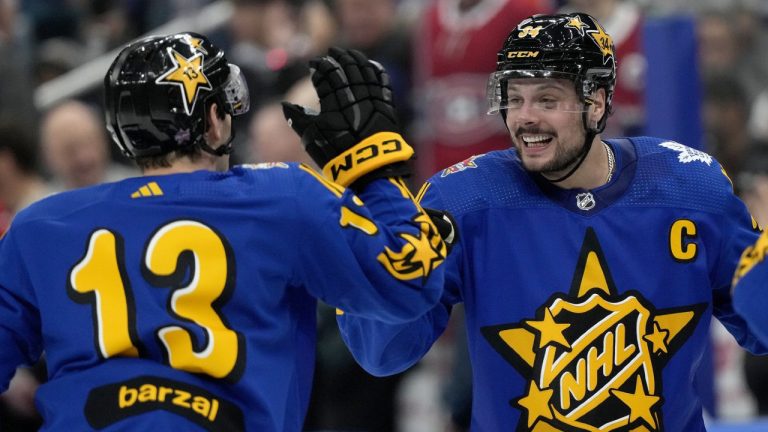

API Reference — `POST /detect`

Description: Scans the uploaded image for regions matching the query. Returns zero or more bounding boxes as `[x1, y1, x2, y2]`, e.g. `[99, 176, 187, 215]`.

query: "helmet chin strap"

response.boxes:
[546, 129, 596, 183]
[546, 107, 598, 184]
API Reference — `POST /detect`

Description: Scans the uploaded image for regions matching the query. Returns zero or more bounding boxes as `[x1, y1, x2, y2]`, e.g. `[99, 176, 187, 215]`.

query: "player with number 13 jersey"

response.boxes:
[0, 36, 445, 431]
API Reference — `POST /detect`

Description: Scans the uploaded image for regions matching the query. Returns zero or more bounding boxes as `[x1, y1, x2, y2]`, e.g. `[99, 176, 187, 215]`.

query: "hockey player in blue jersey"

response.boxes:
[0, 34, 446, 430]
[330, 13, 768, 431]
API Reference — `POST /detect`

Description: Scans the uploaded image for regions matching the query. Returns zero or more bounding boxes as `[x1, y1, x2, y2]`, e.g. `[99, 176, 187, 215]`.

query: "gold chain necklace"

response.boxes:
[603, 141, 615, 184]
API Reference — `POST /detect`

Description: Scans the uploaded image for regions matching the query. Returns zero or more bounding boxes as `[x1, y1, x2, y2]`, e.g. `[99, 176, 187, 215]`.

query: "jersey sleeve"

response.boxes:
[0, 225, 43, 392]
[732, 229, 768, 353]
[335, 179, 465, 375]
[337, 299, 451, 376]
[294, 168, 447, 324]
[712, 184, 768, 354]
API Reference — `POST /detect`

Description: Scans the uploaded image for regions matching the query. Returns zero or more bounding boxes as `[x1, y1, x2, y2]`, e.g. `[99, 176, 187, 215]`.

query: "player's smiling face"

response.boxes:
[504, 78, 588, 175]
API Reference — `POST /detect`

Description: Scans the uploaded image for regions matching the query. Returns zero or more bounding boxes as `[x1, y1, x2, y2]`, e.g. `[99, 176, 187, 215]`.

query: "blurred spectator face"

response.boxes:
[0, 123, 40, 213]
[248, 103, 314, 165]
[231, 0, 296, 49]
[248, 77, 318, 166]
[336, 0, 396, 49]
[697, 14, 740, 76]
[41, 101, 109, 189]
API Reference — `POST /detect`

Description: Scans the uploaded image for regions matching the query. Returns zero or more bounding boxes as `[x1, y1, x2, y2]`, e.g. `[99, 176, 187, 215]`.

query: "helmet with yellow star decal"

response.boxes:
[104, 32, 250, 158]
[487, 13, 616, 133]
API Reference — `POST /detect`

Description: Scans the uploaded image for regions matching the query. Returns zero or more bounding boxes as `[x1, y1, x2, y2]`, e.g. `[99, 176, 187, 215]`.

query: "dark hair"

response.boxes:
[0, 122, 39, 174]
[133, 145, 205, 170]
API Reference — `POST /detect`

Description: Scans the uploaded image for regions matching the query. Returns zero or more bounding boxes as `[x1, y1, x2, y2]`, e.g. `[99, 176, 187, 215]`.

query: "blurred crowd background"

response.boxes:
[3, 0, 768, 430]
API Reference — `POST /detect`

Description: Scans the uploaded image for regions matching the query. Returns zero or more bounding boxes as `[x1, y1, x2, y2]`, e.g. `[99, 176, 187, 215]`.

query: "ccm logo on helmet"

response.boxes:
[507, 50, 540, 59]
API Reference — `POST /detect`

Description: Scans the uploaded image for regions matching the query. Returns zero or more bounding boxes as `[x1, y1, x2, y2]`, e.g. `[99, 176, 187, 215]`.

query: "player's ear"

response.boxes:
[588, 88, 607, 127]
[205, 103, 224, 143]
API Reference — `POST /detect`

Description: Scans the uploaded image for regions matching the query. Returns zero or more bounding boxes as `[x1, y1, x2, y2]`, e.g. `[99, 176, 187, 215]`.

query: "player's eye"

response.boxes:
[506, 97, 524, 109]
[534, 98, 559, 110]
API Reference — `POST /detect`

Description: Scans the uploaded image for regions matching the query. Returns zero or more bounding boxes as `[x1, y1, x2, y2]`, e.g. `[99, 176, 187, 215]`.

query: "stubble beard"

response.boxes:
[519, 138, 584, 176]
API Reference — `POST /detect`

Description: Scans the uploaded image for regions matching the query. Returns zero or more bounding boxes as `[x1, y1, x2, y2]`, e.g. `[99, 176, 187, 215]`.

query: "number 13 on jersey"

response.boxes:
[68, 220, 244, 381]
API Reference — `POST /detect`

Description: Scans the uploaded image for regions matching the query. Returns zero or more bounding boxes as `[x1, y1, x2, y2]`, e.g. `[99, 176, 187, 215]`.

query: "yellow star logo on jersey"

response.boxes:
[586, 19, 614, 63]
[643, 322, 670, 354]
[611, 376, 661, 429]
[516, 381, 554, 428]
[481, 228, 705, 431]
[155, 48, 212, 115]
[565, 15, 589, 35]
[526, 308, 571, 349]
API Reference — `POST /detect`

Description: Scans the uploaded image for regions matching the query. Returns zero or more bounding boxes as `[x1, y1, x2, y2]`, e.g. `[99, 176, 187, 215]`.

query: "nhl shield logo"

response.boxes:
[532, 293, 657, 430]
[482, 228, 705, 431]
[576, 192, 596, 211]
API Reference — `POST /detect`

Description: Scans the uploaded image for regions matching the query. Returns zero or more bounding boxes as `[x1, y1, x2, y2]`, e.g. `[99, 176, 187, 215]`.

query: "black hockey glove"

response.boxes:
[282, 47, 413, 189]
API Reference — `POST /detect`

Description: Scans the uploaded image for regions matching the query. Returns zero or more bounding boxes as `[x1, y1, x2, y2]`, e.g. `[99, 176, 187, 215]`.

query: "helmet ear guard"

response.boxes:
[581, 68, 614, 133]
[104, 33, 250, 159]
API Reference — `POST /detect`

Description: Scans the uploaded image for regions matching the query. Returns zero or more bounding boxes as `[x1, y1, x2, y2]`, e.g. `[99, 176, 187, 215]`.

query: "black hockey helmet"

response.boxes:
[105, 32, 249, 158]
[487, 13, 616, 133]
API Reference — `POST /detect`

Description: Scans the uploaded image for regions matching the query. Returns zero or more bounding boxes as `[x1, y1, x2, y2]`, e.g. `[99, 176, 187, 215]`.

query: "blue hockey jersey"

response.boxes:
[0, 163, 445, 431]
[339, 137, 765, 431]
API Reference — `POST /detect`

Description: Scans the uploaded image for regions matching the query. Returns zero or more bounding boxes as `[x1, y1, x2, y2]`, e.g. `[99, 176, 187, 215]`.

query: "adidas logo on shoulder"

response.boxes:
[131, 182, 164, 198]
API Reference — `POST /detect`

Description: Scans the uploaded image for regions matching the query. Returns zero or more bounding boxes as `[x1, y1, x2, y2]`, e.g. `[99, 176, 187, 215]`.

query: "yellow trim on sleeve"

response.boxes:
[415, 182, 431, 204]
[300, 164, 344, 198]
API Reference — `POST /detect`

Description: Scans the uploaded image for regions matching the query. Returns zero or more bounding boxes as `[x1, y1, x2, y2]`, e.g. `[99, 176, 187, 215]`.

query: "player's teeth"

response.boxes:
[522, 135, 549, 147]
[523, 135, 548, 143]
